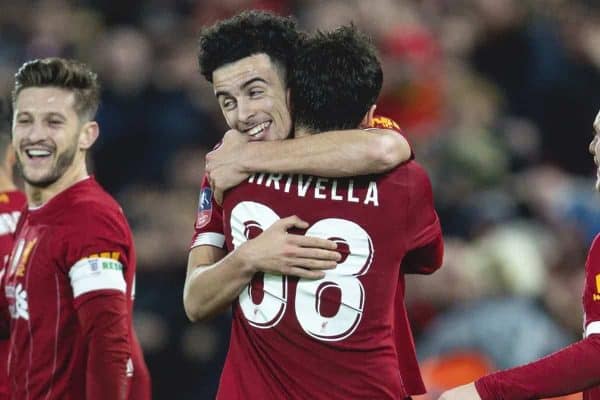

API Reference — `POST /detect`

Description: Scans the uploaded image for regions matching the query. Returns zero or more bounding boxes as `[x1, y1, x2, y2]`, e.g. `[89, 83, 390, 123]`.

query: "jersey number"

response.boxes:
[230, 201, 373, 342]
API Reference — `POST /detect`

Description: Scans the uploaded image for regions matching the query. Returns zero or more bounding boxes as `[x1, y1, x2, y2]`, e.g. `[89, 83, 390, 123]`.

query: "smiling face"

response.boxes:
[212, 53, 292, 142]
[12, 87, 88, 188]
[590, 110, 600, 191]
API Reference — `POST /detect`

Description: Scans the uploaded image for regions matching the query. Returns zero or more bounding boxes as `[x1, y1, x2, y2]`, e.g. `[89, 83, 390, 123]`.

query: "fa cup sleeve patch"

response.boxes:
[195, 187, 213, 229]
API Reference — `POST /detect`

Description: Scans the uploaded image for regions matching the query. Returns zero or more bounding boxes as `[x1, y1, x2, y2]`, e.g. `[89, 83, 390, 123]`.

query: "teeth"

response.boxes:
[26, 149, 51, 157]
[248, 122, 270, 136]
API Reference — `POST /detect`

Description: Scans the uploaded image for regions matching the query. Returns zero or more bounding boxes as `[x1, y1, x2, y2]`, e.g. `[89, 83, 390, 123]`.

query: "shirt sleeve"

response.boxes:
[77, 293, 130, 400]
[475, 336, 600, 399]
[404, 162, 443, 253]
[190, 173, 226, 250]
[62, 208, 131, 309]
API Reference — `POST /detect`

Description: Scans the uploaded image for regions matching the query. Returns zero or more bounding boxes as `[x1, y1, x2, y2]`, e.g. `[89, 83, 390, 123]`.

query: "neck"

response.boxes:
[26, 159, 89, 208]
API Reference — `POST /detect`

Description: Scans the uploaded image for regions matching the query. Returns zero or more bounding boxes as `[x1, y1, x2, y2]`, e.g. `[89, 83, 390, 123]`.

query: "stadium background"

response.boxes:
[1, 0, 599, 398]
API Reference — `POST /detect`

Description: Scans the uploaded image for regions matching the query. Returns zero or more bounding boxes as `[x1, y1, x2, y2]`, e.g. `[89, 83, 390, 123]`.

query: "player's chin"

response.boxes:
[23, 170, 59, 188]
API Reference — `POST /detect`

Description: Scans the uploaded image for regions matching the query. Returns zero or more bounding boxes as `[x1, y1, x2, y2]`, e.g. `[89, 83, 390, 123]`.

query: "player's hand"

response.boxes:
[438, 383, 481, 400]
[205, 129, 251, 204]
[238, 215, 340, 279]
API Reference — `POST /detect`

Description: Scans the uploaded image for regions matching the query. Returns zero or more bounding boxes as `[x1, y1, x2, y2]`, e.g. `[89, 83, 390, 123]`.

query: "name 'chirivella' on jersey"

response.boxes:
[247, 173, 380, 206]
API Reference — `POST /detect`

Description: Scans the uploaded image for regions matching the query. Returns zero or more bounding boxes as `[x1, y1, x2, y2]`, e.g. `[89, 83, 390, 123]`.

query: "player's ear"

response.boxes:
[360, 104, 377, 128]
[79, 121, 99, 150]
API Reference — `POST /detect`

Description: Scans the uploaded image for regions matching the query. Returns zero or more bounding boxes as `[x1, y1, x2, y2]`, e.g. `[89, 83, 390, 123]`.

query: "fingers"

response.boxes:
[214, 189, 223, 206]
[278, 215, 309, 230]
[281, 266, 326, 280]
[288, 234, 338, 251]
[292, 247, 340, 262]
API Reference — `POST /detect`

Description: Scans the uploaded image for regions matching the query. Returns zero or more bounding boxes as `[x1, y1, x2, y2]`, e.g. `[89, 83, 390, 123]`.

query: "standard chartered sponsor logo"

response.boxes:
[6, 283, 29, 320]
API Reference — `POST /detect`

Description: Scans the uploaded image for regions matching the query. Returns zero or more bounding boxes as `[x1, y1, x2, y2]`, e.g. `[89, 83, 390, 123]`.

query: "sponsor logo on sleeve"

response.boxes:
[196, 187, 213, 229]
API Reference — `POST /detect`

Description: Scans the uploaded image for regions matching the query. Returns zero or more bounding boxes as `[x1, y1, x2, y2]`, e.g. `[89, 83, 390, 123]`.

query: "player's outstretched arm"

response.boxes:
[205, 128, 410, 203]
[184, 215, 340, 322]
[438, 383, 481, 400]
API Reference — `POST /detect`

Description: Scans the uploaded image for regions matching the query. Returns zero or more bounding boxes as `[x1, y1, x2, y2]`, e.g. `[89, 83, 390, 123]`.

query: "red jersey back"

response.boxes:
[0, 191, 25, 400]
[218, 161, 441, 399]
[4, 178, 149, 400]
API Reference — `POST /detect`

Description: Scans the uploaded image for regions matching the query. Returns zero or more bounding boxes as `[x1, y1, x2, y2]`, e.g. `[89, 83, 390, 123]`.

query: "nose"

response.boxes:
[237, 98, 256, 125]
[25, 121, 48, 142]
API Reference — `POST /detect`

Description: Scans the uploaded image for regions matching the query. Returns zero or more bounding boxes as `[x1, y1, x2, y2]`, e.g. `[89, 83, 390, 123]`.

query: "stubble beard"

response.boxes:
[17, 143, 78, 189]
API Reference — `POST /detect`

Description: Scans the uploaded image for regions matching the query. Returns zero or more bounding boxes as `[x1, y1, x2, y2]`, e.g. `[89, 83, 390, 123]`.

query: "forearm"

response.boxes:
[476, 336, 600, 399]
[184, 246, 254, 322]
[79, 294, 130, 400]
[239, 129, 410, 176]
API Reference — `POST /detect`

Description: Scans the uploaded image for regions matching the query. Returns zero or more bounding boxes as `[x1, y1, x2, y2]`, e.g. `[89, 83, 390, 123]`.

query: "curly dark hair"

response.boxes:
[291, 25, 383, 132]
[197, 10, 301, 84]
[12, 57, 101, 121]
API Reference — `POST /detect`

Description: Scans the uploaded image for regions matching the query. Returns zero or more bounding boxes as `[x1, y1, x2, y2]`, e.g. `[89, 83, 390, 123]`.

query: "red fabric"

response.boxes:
[189, 174, 225, 250]
[217, 160, 442, 399]
[476, 336, 600, 399]
[77, 293, 130, 400]
[128, 328, 152, 399]
[0, 191, 25, 400]
[401, 236, 444, 275]
[4, 178, 150, 399]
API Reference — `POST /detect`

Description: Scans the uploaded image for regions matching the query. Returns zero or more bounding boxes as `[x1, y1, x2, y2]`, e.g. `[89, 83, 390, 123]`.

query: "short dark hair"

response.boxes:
[12, 57, 101, 121]
[197, 10, 301, 84]
[291, 25, 383, 132]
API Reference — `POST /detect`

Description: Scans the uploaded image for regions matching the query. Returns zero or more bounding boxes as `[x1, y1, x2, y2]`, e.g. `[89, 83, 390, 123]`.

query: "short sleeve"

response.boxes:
[404, 162, 442, 251]
[190, 174, 225, 249]
[62, 208, 131, 307]
[584, 235, 600, 337]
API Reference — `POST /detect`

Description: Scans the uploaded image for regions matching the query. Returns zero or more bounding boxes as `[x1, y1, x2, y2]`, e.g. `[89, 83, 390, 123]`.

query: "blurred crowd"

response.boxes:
[1, 0, 599, 398]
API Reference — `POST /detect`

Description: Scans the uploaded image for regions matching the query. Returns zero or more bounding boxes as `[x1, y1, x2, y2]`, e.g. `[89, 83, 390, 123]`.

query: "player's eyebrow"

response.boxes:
[215, 77, 268, 99]
[241, 77, 268, 89]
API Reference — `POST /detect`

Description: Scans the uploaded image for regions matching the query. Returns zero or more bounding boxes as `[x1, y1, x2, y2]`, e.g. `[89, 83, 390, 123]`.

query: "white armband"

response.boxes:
[69, 257, 126, 298]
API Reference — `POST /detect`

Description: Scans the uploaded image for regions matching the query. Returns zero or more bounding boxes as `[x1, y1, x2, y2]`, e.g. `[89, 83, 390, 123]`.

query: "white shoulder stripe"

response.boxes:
[69, 257, 126, 298]
[191, 232, 225, 249]
[585, 321, 600, 338]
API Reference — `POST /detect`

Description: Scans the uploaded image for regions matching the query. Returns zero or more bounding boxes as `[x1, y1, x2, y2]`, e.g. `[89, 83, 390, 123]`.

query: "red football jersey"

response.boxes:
[214, 161, 441, 399]
[3, 178, 150, 400]
[0, 191, 26, 400]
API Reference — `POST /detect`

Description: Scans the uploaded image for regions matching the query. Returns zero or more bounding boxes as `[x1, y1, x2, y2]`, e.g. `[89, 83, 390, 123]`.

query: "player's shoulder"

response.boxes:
[369, 115, 403, 133]
[0, 190, 26, 213]
[588, 234, 600, 263]
[61, 179, 127, 230]
[385, 159, 430, 184]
